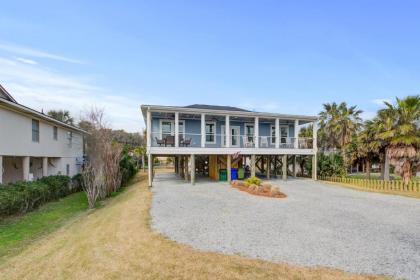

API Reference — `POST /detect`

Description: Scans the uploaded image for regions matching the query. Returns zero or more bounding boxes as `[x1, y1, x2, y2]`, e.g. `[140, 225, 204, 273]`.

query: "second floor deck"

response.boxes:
[142, 104, 318, 155]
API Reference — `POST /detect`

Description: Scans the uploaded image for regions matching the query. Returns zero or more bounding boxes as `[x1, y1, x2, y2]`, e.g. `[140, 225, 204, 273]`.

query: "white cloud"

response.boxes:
[372, 98, 392, 106]
[15, 57, 37, 65]
[0, 42, 85, 64]
[0, 56, 149, 132]
[361, 111, 376, 120]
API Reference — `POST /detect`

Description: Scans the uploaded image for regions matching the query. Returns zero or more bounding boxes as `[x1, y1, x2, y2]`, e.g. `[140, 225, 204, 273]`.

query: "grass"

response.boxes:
[347, 172, 420, 181]
[0, 192, 87, 260]
[0, 172, 389, 280]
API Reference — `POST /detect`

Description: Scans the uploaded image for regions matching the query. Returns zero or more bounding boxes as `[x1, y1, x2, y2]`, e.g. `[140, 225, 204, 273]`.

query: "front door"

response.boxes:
[221, 126, 240, 147]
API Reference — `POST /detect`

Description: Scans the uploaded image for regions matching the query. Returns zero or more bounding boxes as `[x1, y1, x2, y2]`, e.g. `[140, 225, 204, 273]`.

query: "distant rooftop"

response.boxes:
[184, 104, 250, 112]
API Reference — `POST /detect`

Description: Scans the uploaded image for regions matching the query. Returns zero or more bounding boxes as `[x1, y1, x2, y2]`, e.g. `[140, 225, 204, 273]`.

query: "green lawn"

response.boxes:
[0, 192, 88, 260]
[347, 173, 420, 181]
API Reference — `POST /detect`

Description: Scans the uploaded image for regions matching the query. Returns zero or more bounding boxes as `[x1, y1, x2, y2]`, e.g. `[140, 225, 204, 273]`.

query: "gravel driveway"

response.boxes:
[151, 173, 420, 280]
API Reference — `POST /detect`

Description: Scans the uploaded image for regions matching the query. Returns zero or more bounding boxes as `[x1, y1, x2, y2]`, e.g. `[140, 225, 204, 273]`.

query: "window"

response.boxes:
[32, 120, 39, 142]
[205, 122, 216, 144]
[271, 125, 289, 144]
[245, 123, 254, 143]
[53, 126, 58, 140]
[67, 131, 73, 147]
[159, 120, 185, 139]
[271, 125, 276, 144]
[66, 164, 70, 176]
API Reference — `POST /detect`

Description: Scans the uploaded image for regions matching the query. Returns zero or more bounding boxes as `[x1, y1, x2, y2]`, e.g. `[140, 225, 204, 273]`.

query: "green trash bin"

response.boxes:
[238, 168, 245, 180]
[219, 169, 227, 181]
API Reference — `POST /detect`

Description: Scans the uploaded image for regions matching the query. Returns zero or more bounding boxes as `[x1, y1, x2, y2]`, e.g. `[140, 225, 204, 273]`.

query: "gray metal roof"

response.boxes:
[184, 104, 250, 112]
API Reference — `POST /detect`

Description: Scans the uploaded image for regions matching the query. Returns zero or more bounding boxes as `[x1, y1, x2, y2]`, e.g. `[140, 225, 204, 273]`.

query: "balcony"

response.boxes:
[150, 132, 313, 149]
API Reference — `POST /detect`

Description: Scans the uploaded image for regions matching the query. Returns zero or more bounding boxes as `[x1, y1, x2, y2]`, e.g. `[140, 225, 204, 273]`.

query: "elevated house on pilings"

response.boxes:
[141, 104, 318, 187]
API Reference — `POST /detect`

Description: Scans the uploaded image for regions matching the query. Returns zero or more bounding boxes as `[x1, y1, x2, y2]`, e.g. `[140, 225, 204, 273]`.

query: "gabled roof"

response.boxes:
[0, 84, 87, 134]
[184, 104, 250, 112]
[0, 84, 17, 103]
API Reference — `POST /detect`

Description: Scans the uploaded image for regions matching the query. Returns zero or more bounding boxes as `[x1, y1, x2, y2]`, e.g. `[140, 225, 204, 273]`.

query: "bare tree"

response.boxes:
[80, 107, 123, 206]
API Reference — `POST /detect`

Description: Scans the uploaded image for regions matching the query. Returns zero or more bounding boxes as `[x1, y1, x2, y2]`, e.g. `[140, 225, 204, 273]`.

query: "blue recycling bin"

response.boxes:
[231, 168, 238, 180]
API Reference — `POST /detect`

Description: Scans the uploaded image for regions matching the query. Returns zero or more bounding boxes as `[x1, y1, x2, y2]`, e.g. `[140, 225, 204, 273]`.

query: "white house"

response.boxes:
[0, 84, 87, 184]
[141, 104, 318, 187]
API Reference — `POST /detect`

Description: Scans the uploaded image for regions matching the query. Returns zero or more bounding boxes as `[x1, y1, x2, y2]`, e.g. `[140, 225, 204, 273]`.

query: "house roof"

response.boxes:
[140, 104, 318, 125]
[0, 84, 88, 134]
[0, 84, 17, 103]
[184, 104, 250, 112]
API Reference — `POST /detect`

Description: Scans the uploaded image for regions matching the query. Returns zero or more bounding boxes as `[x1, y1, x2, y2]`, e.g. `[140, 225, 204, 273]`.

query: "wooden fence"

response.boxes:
[319, 176, 420, 193]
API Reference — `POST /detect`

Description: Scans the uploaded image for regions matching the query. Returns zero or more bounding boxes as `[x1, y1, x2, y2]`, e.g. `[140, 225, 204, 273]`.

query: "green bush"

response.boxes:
[0, 175, 74, 217]
[245, 176, 262, 186]
[119, 148, 138, 187]
[318, 153, 347, 177]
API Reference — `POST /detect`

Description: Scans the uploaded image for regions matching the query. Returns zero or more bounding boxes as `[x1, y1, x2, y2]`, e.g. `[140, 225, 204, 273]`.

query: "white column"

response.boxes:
[251, 154, 256, 177]
[293, 155, 297, 177]
[175, 112, 179, 147]
[0, 156, 3, 184]
[294, 119, 299, 149]
[23, 156, 30, 181]
[227, 155, 231, 182]
[225, 115, 230, 148]
[275, 118, 280, 149]
[312, 154, 317, 180]
[255, 117, 259, 148]
[201, 113, 206, 148]
[190, 154, 195, 185]
[313, 121, 318, 152]
[148, 153, 152, 187]
[146, 109, 152, 148]
[42, 157, 48, 177]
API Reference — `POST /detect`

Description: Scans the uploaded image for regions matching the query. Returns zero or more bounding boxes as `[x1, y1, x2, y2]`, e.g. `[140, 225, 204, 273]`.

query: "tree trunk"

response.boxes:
[401, 160, 412, 185]
[366, 159, 371, 179]
[384, 148, 390, 181]
[380, 162, 385, 180]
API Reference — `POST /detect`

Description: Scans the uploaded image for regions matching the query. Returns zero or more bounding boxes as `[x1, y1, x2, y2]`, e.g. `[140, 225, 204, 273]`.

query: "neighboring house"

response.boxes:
[141, 104, 318, 187]
[0, 84, 86, 184]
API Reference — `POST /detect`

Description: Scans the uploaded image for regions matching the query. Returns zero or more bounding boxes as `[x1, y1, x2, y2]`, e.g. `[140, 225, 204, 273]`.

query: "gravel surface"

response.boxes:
[151, 173, 420, 280]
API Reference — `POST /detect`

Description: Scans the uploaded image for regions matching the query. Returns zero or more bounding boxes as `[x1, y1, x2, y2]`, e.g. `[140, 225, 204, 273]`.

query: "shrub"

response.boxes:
[119, 148, 138, 187]
[0, 175, 73, 217]
[245, 176, 262, 186]
[318, 153, 347, 177]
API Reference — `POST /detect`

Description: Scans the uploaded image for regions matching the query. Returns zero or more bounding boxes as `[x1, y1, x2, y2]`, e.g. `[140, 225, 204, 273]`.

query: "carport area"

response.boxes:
[151, 172, 420, 280]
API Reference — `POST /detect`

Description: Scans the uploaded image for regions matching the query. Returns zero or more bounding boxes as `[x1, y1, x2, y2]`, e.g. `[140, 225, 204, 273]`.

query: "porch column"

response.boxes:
[313, 121, 318, 152]
[293, 155, 297, 177]
[23, 156, 30, 181]
[0, 156, 3, 184]
[282, 155, 287, 180]
[148, 154, 152, 187]
[42, 157, 48, 177]
[227, 155, 231, 183]
[312, 153, 317, 180]
[201, 113, 206, 148]
[294, 119, 299, 149]
[190, 154, 195, 185]
[146, 109, 152, 148]
[175, 112, 179, 147]
[225, 115, 230, 148]
[251, 154, 256, 177]
[275, 118, 280, 149]
[267, 156, 271, 179]
[254, 117, 259, 148]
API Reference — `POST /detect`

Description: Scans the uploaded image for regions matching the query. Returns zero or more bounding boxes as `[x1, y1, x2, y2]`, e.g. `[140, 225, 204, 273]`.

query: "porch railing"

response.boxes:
[150, 132, 313, 149]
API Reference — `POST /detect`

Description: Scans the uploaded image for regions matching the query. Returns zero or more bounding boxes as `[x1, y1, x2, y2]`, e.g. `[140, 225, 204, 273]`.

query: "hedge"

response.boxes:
[0, 175, 81, 217]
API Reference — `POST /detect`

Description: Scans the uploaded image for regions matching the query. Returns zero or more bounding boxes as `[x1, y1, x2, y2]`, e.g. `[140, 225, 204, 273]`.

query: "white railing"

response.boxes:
[150, 132, 313, 149]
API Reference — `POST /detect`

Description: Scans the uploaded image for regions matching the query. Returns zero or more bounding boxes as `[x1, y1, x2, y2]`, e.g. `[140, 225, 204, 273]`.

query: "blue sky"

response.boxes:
[1, 1, 419, 132]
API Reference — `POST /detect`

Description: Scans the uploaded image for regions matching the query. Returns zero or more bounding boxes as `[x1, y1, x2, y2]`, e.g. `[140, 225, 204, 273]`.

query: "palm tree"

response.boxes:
[319, 102, 363, 162]
[47, 110, 75, 125]
[133, 145, 147, 172]
[357, 120, 381, 178]
[377, 95, 420, 184]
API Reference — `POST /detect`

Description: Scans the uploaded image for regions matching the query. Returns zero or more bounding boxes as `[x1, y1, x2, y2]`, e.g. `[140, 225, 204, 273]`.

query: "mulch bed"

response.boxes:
[231, 181, 287, 198]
